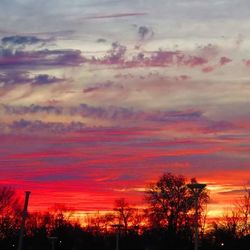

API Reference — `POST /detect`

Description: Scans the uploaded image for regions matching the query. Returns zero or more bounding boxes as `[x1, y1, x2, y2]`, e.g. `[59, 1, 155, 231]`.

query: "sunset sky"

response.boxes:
[0, 0, 250, 219]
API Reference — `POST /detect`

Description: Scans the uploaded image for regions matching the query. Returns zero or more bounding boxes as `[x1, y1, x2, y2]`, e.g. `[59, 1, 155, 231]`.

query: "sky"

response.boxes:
[0, 0, 250, 219]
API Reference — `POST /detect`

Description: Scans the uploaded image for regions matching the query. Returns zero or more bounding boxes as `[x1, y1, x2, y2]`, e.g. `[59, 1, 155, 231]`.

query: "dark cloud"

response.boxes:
[33, 74, 64, 85]
[0, 34, 84, 69]
[2, 35, 48, 46]
[0, 71, 64, 87]
[138, 26, 153, 40]
[96, 38, 107, 43]
[9, 119, 86, 133]
[0, 49, 85, 68]
[83, 81, 123, 93]
[2, 104, 63, 115]
[0, 71, 31, 85]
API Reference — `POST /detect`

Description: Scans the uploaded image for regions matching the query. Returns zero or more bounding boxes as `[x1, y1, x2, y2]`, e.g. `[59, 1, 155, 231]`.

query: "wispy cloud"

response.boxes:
[84, 12, 147, 20]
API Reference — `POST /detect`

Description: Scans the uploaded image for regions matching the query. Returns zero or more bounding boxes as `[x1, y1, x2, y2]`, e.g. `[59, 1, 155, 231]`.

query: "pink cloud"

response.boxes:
[244, 60, 250, 67]
[184, 56, 208, 67]
[220, 56, 232, 66]
[202, 66, 214, 73]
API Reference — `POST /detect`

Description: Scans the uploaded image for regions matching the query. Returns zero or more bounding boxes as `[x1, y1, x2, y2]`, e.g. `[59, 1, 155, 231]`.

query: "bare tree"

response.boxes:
[0, 186, 20, 214]
[214, 187, 249, 238]
[236, 187, 250, 236]
[0, 186, 21, 239]
[114, 198, 134, 234]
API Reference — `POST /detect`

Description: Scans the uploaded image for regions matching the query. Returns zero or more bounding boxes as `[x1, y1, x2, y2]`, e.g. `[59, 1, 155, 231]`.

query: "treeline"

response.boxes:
[0, 173, 249, 250]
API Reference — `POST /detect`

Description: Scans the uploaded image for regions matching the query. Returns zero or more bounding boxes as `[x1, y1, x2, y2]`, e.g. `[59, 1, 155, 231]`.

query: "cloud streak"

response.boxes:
[84, 12, 147, 20]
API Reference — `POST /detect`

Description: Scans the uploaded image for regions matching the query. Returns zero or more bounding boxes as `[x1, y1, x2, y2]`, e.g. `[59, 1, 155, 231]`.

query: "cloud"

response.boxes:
[84, 12, 147, 20]
[127, 51, 208, 68]
[244, 60, 250, 67]
[89, 43, 209, 68]
[90, 42, 127, 65]
[2, 35, 48, 46]
[202, 66, 214, 73]
[2, 104, 63, 115]
[33, 74, 64, 85]
[0, 48, 85, 68]
[3, 103, 203, 123]
[9, 119, 86, 133]
[0, 71, 64, 87]
[197, 44, 220, 59]
[217, 188, 250, 195]
[68, 104, 203, 123]
[0, 71, 31, 86]
[0, 34, 84, 69]
[220, 56, 232, 66]
[83, 81, 123, 93]
[1, 104, 236, 135]
[96, 38, 107, 43]
[203, 120, 235, 133]
[183, 56, 208, 67]
[138, 26, 153, 40]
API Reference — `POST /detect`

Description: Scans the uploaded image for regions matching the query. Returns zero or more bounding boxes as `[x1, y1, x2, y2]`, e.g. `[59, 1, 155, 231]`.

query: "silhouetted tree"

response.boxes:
[0, 186, 21, 242]
[0, 186, 20, 215]
[145, 173, 209, 237]
[114, 198, 139, 234]
[236, 187, 250, 236]
[214, 188, 250, 238]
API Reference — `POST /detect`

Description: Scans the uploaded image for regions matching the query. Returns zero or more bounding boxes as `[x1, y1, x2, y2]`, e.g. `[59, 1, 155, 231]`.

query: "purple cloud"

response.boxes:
[2, 35, 49, 46]
[33, 74, 64, 85]
[0, 71, 64, 87]
[2, 104, 63, 115]
[10, 119, 85, 133]
[0, 48, 85, 68]
[3, 103, 203, 123]
[1, 104, 235, 135]
[83, 81, 124, 93]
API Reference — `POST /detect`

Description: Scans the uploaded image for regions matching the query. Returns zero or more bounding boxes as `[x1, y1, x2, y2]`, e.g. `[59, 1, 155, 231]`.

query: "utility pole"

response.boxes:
[187, 183, 206, 250]
[18, 191, 31, 250]
[112, 224, 124, 250]
[48, 236, 58, 250]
